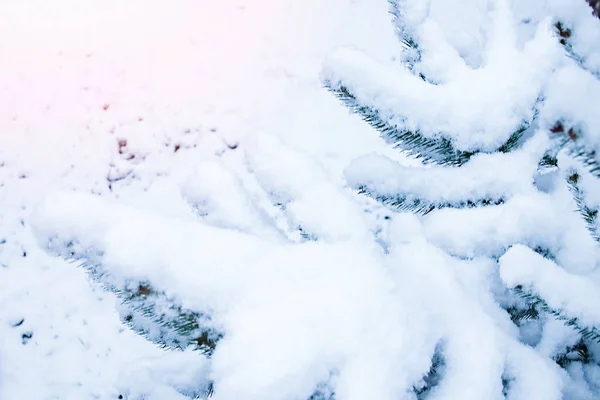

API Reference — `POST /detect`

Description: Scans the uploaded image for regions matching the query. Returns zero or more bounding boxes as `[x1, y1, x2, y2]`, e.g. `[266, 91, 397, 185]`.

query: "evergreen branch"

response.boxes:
[554, 21, 600, 79]
[307, 382, 336, 400]
[566, 172, 600, 244]
[388, 0, 426, 80]
[413, 343, 445, 398]
[325, 84, 474, 166]
[307, 371, 337, 399]
[387, 0, 407, 42]
[506, 247, 557, 323]
[566, 146, 600, 179]
[191, 383, 215, 399]
[358, 188, 435, 215]
[533, 246, 557, 262]
[325, 84, 533, 166]
[555, 22, 582, 63]
[76, 259, 222, 356]
[307, 391, 335, 400]
[498, 110, 538, 153]
[297, 225, 319, 241]
[356, 185, 504, 215]
[507, 304, 539, 324]
[399, 36, 419, 53]
[538, 153, 558, 169]
[513, 285, 600, 344]
[549, 121, 600, 178]
[554, 341, 590, 368]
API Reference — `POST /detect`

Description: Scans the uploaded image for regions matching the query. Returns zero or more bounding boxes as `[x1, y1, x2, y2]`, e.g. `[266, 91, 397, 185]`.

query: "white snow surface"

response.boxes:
[324, 0, 600, 153]
[344, 133, 548, 206]
[500, 245, 600, 327]
[2, 0, 600, 399]
[0, 1, 399, 398]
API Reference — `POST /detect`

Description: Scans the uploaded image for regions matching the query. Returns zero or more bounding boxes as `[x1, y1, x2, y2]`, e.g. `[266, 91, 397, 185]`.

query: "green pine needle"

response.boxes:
[554, 21, 600, 79]
[326, 84, 474, 166]
[325, 84, 533, 166]
[76, 260, 222, 355]
[356, 185, 504, 215]
[566, 172, 600, 244]
[513, 285, 600, 344]
[568, 147, 600, 179]
[413, 343, 445, 398]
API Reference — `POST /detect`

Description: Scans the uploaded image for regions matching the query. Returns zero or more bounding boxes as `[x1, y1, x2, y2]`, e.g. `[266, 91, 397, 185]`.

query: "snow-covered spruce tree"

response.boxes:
[32, 131, 407, 400]
[322, 0, 600, 397]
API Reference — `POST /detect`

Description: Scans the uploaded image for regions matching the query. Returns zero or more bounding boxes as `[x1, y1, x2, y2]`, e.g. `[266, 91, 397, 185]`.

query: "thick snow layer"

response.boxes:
[0, 0, 400, 398]
[33, 192, 398, 399]
[541, 65, 600, 157]
[322, 1, 561, 152]
[345, 133, 547, 206]
[324, 0, 600, 157]
[500, 245, 600, 327]
[34, 194, 572, 400]
[3, 0, 600, 399]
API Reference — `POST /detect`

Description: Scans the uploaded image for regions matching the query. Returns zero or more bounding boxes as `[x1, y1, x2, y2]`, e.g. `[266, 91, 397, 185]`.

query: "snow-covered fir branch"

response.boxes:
[323, 0, 600, 397]
[566, 171, 600, 244]
[14, 0, 600, 399]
